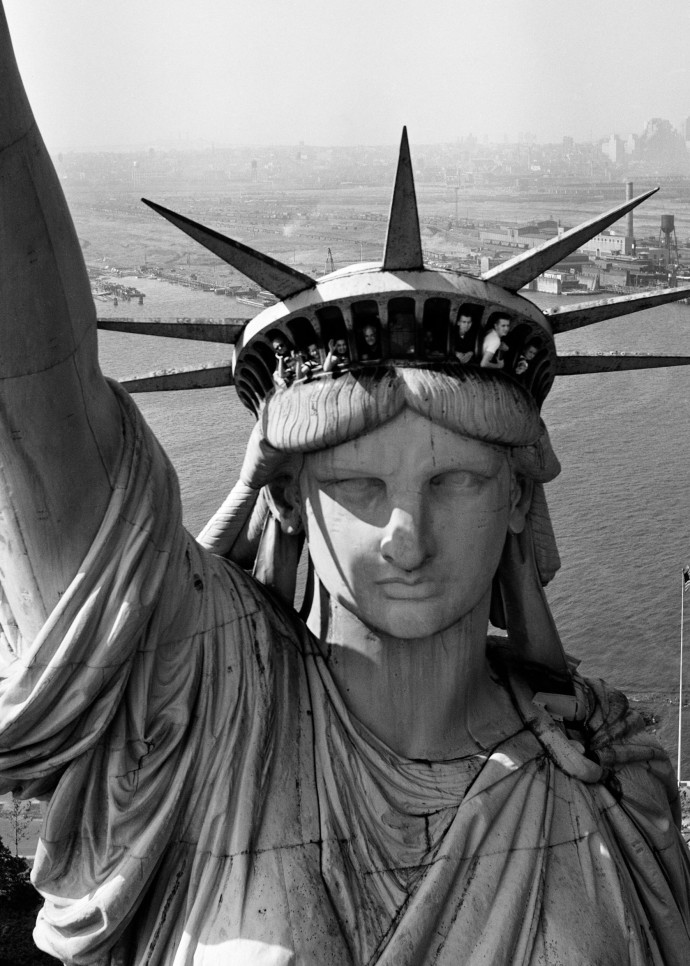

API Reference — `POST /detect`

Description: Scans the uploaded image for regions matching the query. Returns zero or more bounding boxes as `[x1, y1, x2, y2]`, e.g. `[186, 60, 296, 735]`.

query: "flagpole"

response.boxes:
[679, 570, 685, 783]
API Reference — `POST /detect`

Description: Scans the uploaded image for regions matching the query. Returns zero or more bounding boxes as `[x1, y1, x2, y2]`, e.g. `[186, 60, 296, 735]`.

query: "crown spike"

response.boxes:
[546, 287, 690, 335]
[382, 127, 424, 271]
[98, 317, 247, 343]
[483, 187, 659, 292]
[556, 353, 690, 375]
[119, 361, 234, 393]
[142, 199, 315, 300]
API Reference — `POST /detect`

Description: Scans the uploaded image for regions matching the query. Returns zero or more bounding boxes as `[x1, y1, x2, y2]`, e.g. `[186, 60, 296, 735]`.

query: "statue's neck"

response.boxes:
[305, 582, 519, 760]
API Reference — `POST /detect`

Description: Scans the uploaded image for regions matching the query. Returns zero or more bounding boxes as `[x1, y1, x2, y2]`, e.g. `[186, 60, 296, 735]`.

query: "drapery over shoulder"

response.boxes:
[0, 385, 186, 790]
[0, 386, 299, 963]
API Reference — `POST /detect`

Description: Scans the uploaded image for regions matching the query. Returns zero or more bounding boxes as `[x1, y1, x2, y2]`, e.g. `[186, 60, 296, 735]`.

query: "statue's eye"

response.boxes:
[325, 478, 385, 503]
[430, 470, 486, 492]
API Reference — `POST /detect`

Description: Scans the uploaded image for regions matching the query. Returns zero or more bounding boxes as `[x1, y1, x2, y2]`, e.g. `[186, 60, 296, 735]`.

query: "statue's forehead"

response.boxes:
[304, 410, 507, 475]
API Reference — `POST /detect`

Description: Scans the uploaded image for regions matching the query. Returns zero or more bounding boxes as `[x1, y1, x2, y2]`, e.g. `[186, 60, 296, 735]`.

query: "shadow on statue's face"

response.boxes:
[298, 409, 527, 640]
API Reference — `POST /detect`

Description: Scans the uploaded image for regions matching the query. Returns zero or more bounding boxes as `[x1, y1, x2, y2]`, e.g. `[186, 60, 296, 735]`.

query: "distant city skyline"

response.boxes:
[5, 0, 690, 151]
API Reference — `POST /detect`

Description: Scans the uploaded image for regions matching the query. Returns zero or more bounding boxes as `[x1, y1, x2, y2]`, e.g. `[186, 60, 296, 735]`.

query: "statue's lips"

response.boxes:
[376, 578, 438, 599]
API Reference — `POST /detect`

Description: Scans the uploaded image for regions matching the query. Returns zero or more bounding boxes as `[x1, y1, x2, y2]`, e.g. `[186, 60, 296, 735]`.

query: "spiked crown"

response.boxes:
[122, 131, 690, 686]
[103, 129, 690, 407]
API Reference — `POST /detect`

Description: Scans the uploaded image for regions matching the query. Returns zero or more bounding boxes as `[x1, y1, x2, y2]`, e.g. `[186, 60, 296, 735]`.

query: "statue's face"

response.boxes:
[299, 409, 518, 639]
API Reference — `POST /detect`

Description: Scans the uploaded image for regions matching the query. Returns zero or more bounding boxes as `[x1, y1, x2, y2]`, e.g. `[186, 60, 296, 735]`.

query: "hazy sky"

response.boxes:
[5, 0, 690, 150]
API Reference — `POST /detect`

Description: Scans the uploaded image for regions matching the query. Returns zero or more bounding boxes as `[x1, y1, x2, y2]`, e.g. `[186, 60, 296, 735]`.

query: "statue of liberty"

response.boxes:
[0, 5, 689, 963]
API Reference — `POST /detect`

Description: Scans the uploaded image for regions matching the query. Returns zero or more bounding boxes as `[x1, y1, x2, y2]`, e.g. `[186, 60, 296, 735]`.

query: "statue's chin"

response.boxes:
[325, 587, 485, 643]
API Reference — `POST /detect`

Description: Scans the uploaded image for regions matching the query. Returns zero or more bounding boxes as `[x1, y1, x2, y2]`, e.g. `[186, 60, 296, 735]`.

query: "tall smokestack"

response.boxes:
[626, 181, 634, 240]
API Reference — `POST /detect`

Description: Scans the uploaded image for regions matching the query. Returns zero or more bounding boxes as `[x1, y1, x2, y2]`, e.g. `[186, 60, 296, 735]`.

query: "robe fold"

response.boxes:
[1, 386, 689, 965]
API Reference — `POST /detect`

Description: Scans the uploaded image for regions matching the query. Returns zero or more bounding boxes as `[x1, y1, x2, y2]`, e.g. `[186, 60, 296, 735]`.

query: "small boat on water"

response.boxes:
[237, 296, 265, 307]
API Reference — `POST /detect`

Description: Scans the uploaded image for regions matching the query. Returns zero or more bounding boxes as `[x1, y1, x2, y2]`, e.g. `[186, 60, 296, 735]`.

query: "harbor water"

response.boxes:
[95, 278, 690, 774]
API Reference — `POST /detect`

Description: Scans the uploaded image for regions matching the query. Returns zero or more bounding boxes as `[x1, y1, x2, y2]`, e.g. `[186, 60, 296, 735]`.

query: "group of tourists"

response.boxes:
[455, 307, 542, 378]
[270, 307, 542, 389]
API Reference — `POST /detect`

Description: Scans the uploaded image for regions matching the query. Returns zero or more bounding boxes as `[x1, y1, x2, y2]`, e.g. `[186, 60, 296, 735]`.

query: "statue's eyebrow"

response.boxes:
[310, 455, 376, 476]
[308, 445, 504, 479]
[306, 449, 387, 479]
[426, 453, 503, 479]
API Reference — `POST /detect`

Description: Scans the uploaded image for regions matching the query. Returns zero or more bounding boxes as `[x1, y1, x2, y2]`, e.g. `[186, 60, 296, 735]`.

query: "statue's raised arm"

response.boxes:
[0, 5, 121, 653]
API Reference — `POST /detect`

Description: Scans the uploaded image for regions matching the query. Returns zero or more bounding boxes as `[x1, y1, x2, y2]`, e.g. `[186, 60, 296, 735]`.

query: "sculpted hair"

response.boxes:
[262, 364, 540, 450]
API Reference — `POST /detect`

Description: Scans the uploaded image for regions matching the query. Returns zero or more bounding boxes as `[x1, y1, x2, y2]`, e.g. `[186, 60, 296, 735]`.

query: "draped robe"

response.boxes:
[1, 388, 689, 965]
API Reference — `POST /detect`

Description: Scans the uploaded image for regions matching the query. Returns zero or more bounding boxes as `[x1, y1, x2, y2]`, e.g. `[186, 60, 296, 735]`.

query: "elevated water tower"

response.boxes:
[659, 213, 679, 269]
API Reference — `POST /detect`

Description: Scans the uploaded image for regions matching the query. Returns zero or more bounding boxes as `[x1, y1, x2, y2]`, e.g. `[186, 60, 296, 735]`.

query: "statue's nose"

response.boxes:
[380, 503, 431, 571]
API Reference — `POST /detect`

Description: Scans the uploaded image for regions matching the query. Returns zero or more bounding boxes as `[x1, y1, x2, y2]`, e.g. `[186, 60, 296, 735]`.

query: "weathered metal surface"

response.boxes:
[482, 187, 659, 292]
[382, 127, 424, 271]
[556, 352, 690, 375]
[119, 361, 234, 392]
[546, 287, 690, 334]
[142, 199, 316, 299]
[97, 317, 248, 344]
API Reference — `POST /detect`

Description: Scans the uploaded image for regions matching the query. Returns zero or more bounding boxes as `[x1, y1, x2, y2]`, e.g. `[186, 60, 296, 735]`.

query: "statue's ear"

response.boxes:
[508, 474, 533, 535]
[265, 465, 303, 536]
